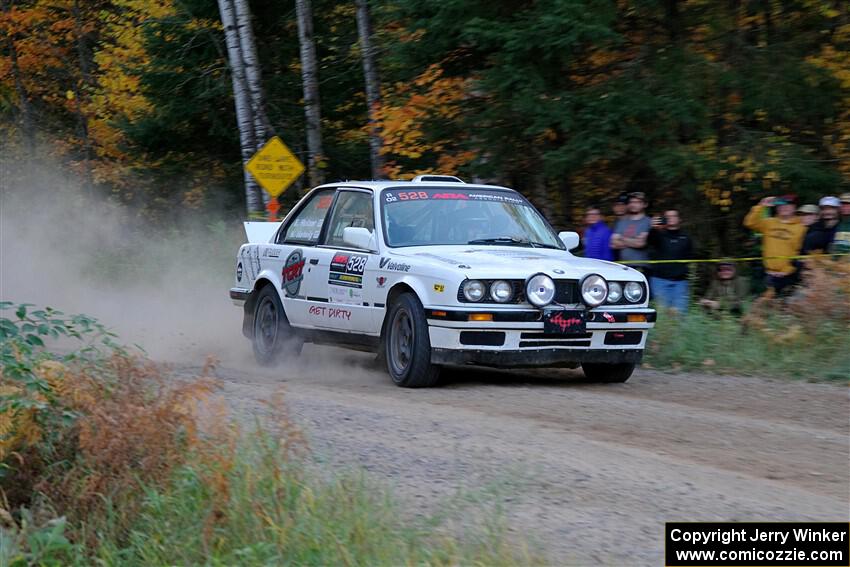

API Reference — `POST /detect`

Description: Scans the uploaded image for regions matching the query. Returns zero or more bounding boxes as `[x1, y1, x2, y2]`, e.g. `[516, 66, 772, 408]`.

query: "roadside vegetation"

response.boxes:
[645, 259, 850, 382]
[0, 303, 533, 566]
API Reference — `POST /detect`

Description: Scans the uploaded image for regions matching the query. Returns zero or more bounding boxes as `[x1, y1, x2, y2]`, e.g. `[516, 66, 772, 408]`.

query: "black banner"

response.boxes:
[666, 522, 849, 566]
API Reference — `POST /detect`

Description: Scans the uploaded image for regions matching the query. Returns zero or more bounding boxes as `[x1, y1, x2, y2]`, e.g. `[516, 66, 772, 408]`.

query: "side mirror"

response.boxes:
[342, 226, 375, 250]
[558, 231, 580, 251]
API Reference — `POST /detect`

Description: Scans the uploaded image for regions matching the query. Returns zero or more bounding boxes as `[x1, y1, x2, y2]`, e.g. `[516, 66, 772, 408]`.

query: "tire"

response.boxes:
[384, 293, 441, 387]
[581, 362, 635, 383]
[251, 285, 300, 366]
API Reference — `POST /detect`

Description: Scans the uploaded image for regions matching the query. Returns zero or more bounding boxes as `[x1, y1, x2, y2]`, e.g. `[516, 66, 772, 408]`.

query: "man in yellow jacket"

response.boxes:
[744, 195, 806, 294]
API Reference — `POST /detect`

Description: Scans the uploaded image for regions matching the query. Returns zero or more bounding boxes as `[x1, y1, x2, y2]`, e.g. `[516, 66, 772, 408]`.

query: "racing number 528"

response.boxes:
[397, 191, 429, 201]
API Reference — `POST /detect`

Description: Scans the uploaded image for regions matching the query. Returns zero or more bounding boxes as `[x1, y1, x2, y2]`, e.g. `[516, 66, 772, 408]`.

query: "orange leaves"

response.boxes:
[374, 63, 478, 175]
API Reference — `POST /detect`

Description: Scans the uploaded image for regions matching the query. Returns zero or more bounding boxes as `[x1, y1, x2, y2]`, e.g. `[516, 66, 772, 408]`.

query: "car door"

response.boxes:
[319, 189, 379, 334]
[274, 188, 337, 329]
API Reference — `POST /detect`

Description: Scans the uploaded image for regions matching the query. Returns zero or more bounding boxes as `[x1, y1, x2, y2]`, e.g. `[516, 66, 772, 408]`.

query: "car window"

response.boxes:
[324, 191, 375, 248]
[280, 189, 335, 244]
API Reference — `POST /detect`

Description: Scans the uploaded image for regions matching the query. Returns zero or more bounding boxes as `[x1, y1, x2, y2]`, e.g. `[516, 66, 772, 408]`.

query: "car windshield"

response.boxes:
[381, 187, 563, 248]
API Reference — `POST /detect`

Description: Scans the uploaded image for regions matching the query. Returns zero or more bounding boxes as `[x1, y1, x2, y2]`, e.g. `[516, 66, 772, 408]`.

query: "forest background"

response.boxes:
[1, 0, 848, 258]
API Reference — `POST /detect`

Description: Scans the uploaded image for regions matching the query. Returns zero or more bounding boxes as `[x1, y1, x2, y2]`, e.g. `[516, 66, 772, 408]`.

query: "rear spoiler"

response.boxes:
[244, 221, 282, 244]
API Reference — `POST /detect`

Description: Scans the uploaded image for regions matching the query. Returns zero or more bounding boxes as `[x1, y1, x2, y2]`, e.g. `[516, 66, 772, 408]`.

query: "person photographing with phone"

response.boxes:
[743, 195, 806, 295]
[648, 209, 694, 312]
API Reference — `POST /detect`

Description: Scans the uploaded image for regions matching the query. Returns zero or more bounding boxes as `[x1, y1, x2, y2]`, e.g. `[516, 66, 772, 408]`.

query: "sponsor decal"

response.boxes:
[239, 245, 261, 280]
[602, 312, 615, 323]
[383, 189, 530, 205]
[376, 276, 387, 288]
[458, 264, 471, 269]
[308, 305, 351, 320]
[328, 284, 363, 305]
[379, 257, 411, 272]
[329, 251, 367, 289]
[433, 283, 445, 293]
[282, 249, 305, 297]
[317, 195, 333, 209]
[236, 262, 243, 282]
[263, 248, 281, 258]
[549, 312, 583, 333]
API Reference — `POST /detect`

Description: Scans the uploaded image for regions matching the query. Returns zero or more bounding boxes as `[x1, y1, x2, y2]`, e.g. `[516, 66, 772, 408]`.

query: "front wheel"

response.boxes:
[252, 285, 301, 366]
[384, 293, 441, 387]
[581, 362, 635, 383]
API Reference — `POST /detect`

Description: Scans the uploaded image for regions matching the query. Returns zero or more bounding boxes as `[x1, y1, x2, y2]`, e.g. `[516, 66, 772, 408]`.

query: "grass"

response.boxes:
[644, 307, 850, 381]
[1, 304, 536, 566]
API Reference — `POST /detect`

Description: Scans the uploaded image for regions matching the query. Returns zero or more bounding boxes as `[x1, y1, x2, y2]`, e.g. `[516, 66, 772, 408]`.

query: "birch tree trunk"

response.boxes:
[355, 0, 385, 179]
[217, 0, 263, 215]
[295, 0, 325, 186]
[232, 0, 270, 144]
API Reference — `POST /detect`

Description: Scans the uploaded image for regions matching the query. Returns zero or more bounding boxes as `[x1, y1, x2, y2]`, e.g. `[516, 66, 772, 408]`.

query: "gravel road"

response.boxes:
[188, 346, 848, 565]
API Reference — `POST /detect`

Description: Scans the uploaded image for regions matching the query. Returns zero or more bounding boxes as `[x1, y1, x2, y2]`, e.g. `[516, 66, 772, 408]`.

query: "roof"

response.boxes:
[314, 179, 517, 192]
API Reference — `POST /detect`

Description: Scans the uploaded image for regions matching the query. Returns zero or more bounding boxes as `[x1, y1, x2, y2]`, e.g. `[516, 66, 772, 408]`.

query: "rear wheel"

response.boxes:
[384, 293, 440, 387]
[252, 285, 300, 366]
[581, 362, 635, 383]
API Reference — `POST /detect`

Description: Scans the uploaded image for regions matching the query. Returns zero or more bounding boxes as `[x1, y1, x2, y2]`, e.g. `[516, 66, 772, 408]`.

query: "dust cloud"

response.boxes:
[0, 158, 253, 364]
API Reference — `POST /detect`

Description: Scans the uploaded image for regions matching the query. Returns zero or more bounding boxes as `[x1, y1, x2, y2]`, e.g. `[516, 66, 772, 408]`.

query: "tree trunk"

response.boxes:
[295, 0, 325, 186]
[71, 0, 94, 194]
[1, 0, 35, 153]
[217, 0, 263, 215]
[355, 0, 385, 179]
[232, 0, 271, 143]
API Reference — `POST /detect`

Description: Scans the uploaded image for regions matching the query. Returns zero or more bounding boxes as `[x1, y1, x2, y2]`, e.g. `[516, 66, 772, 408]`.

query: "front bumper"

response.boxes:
[431, 348, 643, 367]
[426, 307, 655, 368]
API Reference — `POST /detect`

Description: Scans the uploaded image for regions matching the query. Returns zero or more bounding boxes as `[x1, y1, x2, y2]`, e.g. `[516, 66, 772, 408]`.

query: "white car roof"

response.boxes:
[313, 180, 518, 193]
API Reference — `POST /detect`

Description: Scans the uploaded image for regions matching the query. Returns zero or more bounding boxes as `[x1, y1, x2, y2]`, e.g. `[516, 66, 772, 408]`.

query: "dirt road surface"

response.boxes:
[184, 346, 849, 566]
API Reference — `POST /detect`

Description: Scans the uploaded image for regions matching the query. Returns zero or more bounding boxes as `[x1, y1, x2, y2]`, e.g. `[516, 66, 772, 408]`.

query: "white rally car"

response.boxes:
[230, 176, 656, 387]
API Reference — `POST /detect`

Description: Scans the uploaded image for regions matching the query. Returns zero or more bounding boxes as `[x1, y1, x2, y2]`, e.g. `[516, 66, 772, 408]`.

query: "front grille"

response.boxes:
[604, 331, 643, 345]
[460, 331, 506, 346]
[554, 280, 580, 304]
[519, 340, 592, 348]
[520, 331, 592, 340]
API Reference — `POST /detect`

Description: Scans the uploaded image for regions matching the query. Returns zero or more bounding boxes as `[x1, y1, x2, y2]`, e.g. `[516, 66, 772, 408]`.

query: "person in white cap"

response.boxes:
[833, 193, 850, 255]
[802, 196, 841, 253]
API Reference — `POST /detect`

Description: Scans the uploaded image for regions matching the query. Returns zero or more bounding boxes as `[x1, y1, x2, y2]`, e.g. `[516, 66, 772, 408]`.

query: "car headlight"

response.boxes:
[581, 274, 608, 307]
[607, 282, 623, 303]
[462, 280, 487, 302]
[525, 274, 556, 307]
[490, 280, 513, 303]
[624, 281, 644, 303]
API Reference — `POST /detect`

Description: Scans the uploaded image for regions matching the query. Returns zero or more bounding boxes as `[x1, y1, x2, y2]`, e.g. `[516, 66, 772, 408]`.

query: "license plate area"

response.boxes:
[543, 309, 587, 335]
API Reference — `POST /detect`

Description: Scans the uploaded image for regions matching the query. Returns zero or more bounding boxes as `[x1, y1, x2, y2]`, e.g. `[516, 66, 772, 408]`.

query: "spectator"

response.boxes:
[802, 196, 840, 253]
[610, 192, 651, 269]
[832, 192, 850, 255]
[797, 204, 819, 227]
[612, 192, 628, 220]
[648, 209, 694, 312]
[743, 195, 806, 294]
[699, 261, 748, 316]
[582, 206, 614, 261]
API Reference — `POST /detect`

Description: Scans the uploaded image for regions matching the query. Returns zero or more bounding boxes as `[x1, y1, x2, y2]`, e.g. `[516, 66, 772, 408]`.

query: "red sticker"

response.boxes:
[317, 195, 333, 209]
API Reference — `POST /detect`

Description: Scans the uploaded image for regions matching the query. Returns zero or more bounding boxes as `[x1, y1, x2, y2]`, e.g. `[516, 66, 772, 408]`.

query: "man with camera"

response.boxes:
[743, 195, 806, 294]
[648, 209, 693, 312]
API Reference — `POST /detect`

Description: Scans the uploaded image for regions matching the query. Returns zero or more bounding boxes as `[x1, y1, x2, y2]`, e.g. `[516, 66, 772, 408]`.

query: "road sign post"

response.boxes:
[245, 136, 305, 221]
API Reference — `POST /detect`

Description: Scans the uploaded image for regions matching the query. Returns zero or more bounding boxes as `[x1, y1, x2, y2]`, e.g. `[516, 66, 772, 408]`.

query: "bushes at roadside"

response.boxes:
[645, 260, 850, 381]
[1, 303, 533, 566]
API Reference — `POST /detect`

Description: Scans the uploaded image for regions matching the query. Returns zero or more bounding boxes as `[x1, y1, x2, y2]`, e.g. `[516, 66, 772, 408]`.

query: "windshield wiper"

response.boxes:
[468, 237, 561, 249]
[468, 237, 531, 246]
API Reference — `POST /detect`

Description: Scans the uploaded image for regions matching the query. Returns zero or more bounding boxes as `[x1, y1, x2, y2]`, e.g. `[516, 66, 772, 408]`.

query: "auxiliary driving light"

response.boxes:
[526, 274, 556, 307]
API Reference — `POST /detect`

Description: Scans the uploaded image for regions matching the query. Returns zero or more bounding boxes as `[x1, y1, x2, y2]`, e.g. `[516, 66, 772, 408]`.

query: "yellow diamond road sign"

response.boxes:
[245, 136, 305, 197]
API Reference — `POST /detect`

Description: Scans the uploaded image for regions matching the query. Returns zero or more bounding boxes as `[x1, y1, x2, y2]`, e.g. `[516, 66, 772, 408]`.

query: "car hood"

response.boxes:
[398, 245, 644, 281]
